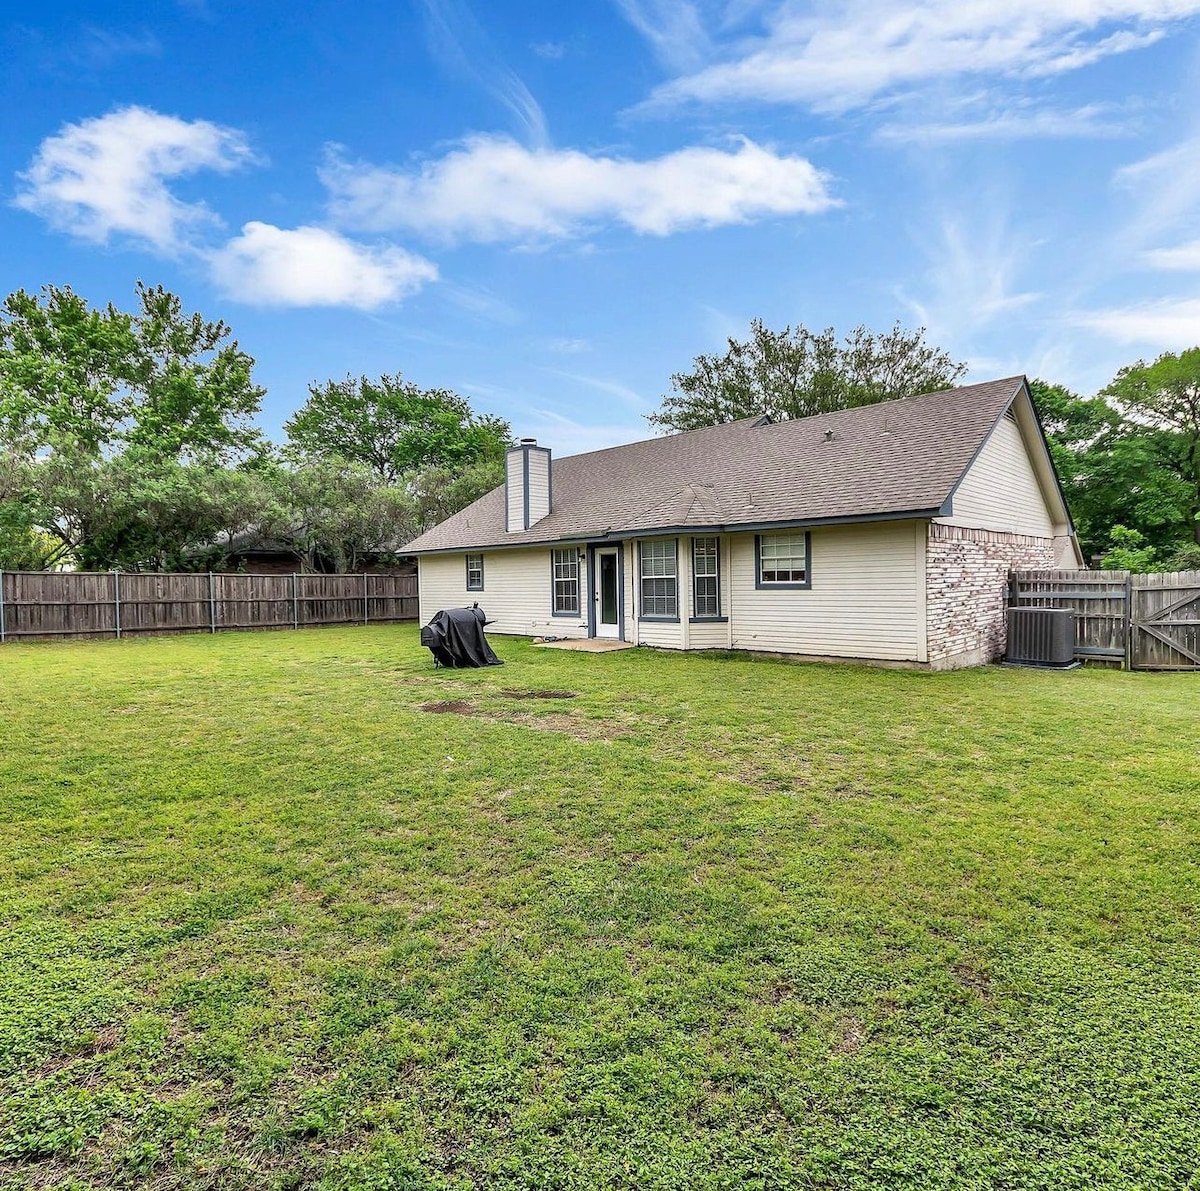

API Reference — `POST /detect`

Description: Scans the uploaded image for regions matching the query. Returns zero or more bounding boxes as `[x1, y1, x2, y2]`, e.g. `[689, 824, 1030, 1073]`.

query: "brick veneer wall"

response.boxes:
[926, 523, 1059, 669]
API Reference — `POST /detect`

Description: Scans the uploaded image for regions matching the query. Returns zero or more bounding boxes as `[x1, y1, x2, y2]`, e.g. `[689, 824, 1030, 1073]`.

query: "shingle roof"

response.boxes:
[402, 376, 1028, 553]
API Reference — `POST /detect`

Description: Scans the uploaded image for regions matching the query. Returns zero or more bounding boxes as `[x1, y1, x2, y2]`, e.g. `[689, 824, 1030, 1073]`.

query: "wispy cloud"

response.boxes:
[1114, 134, 1200, 245]
[208, 223, 437, 309]
[13, 106, 253, 253]
[538, 367, 646, 407]
[1072, 297, 1200, 346]
[418, 0, 548, 146]
[323, 134, 836, 242]
[900, 209, 1040, 348]
[613, 0, 712, 72]
[878, 102, 1135, 144]
[545, 337, 592, 353]
[1144, 239, 1200, 270]
[530, 40, 568, 60]
[631, 0, 1200, 113]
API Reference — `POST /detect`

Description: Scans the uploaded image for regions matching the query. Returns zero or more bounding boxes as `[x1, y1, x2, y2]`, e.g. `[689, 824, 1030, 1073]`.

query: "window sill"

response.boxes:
[639, 616, 680, 624]
[754, 581, 811, 591]
[689, 616, 728, 623]
[551, 610, 583, 618]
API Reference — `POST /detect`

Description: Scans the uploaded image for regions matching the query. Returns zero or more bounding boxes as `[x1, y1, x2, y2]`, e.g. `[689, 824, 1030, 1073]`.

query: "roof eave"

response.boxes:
[403, 506, 945, 556]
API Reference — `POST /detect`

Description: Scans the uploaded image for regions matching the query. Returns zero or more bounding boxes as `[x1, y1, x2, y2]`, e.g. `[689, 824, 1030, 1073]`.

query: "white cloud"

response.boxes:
[1144, 239, 1200, 270]
[208, 222, 438, 309]
[1073, 297, 1200, 346]
[14, 106, 252, 252]
[323, 134, 836, 242]
[633, 0, 1200, 112]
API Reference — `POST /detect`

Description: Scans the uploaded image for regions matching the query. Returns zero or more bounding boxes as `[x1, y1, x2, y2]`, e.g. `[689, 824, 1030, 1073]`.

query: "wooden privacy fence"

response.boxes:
[1009, 569, 1200, 671]
[0, 570, 418, 642]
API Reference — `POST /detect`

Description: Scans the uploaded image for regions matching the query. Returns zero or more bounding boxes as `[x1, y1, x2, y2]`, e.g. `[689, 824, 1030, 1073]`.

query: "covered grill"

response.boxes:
[420, 604, 504, 668]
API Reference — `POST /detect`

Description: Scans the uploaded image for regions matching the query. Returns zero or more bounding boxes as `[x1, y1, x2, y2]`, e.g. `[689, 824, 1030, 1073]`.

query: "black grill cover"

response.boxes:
[420, 605, 504, 668]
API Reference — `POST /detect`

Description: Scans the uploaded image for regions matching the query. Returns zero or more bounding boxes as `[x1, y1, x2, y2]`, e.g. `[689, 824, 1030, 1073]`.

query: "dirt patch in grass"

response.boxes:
[420, 698, 620, 741]
[501, 689, 578, 700]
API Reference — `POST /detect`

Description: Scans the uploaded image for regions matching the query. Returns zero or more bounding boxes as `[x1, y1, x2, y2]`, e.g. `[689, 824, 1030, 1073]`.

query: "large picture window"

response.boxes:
[756, 532, 810, 588]
[692, 537, 721, 618]
[465, 553, 484, 591]
[640, 539, 678, 619]
[551, 549, 579, 614]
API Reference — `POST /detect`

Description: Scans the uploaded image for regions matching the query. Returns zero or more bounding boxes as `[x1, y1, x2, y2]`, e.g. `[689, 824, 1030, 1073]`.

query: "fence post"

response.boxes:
[292, 573, 299, 629]
[113, 571, 121, 639]
[364, 573, 369, 625]
[0, 569, 5, 644]
[1124, 571, 1134, 671]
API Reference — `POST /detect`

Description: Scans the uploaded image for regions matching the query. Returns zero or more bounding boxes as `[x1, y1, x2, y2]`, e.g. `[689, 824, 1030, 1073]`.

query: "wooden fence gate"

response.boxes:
[1009, 569, 1200, 671]
[1129, 571, 1200, 671]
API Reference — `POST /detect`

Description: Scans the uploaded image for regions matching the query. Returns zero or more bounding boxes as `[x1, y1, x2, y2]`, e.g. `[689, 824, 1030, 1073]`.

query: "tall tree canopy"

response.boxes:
[1030, 378, 1192, 561]
[285, 374, 511, 483]
[0, 283, 267, 569]
[648, 320, 967, 433]
[1101, 348, 1200, 547]
[0, 282, 265, 463]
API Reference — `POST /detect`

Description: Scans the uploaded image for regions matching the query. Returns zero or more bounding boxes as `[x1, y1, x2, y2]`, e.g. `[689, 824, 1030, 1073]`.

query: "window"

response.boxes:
[692, 537, 721, 618]
[551, 549, 579, 615]
[756, 532, 810, 588]
[466, 553, 484, 591]
[640, 539, 678, 618]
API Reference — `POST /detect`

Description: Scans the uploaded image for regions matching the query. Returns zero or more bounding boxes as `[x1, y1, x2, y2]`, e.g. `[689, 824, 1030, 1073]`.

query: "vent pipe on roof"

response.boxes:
[505, 438, 552, 532]
[823, 428, 834, 442]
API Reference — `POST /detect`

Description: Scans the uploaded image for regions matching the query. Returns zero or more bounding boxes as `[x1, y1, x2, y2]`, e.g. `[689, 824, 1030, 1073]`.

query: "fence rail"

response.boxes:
[0, 570, 417, 643]
[1009, 568, 1200, 670]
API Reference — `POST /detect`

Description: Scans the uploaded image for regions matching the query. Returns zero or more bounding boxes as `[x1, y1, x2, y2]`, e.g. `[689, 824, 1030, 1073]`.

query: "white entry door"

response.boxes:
[594, 548, 620, 639]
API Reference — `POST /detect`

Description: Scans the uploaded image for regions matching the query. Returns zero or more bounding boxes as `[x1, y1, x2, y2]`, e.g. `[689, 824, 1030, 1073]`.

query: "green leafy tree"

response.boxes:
[286, 374, 511, 483]
[1102, 348, 1200, 547]
[262, 458, 418, 573]
[1100, 526, 1162, 572]
[1030, 378, 1191, 560]
[121, 283, 265, 463]
[25, 450, 273, 572]
[648, 320, 967, 432]
[0, 283, 265, 464]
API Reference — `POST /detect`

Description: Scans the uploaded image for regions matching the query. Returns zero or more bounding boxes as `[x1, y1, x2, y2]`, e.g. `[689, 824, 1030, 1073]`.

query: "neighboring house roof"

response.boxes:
[403, 376, 1069, 554]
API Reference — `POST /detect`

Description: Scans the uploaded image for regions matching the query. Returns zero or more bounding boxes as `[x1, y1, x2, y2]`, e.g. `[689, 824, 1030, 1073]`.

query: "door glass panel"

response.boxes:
[600, 553, 618, 624]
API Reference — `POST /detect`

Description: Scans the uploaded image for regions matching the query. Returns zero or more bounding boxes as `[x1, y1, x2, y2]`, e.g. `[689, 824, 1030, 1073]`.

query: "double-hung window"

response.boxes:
[551, 549, 580, 615]
[639, 539, 678, 619]
[692, 537, 721, 618]
[756, 532, 810, 588]
[465, 553, 484, 591]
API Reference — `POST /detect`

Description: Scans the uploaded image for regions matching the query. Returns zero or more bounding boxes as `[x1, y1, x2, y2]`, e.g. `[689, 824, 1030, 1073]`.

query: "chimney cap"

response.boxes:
[518, 436, 538, 446]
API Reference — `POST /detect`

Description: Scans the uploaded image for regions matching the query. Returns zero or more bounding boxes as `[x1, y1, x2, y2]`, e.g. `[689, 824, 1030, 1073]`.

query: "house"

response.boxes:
[401, 377, 1081, 669]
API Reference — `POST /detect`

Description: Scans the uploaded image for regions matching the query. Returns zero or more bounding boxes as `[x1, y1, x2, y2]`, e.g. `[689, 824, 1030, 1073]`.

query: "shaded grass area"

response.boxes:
[1, 626, 1198, 1189]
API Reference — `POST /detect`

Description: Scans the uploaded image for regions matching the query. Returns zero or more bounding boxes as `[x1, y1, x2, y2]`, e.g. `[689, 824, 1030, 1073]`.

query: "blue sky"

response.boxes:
[3, 0, 1199, 454]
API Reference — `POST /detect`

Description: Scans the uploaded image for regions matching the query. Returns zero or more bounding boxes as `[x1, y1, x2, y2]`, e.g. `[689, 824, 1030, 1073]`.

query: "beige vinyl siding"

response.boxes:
[728, 522, 923, 661]
[940, 414, 1056, 537]
[527, 449, 551, 526]
[418, 549, 588, 638]
[504, 457, 523, 533]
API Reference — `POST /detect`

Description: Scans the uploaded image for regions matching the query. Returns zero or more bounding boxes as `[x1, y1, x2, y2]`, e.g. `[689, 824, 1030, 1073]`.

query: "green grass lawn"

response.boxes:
[1, 627, 1198, 1190]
